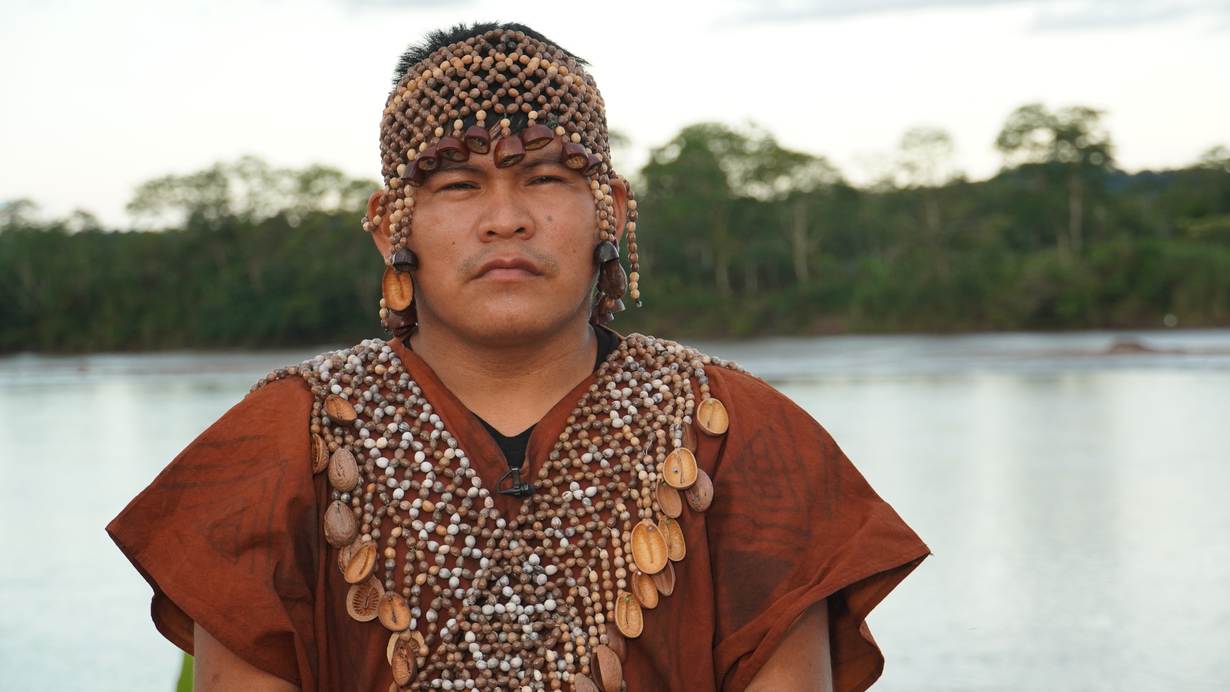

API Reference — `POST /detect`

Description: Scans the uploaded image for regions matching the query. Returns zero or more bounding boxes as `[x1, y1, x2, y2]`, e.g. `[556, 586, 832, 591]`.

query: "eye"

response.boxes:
[438, 180, 477, 191]
[529, 175, 564, 185]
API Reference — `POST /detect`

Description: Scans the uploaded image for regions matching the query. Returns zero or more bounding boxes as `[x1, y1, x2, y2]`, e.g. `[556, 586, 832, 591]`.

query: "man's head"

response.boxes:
[364, 22, 639, 344]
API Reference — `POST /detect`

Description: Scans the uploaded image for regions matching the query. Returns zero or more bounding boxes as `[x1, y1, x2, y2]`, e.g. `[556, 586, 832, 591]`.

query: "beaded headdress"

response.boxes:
[363, 26, 640, 334]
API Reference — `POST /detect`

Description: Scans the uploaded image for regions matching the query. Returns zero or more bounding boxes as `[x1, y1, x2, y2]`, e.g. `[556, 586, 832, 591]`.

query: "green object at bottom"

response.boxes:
[177, 653, 193, 692]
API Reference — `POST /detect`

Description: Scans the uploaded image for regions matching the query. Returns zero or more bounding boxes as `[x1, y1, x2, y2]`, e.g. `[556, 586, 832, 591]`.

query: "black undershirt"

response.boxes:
[475, 325, 619, 470]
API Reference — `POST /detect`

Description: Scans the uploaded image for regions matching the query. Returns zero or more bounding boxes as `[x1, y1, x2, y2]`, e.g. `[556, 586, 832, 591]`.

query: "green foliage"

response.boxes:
[3, 110, 1230, 353]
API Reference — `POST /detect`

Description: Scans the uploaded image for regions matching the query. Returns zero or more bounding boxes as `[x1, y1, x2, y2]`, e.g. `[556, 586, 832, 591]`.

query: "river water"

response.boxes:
[2, 330, 1228, 691]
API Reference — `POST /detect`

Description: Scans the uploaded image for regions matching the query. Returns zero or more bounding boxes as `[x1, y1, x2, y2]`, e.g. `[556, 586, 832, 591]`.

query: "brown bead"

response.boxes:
[494, 134, 526, 168]
[310, 433, 328, 474]
[328, 447, 359, 492]
[583, 153, 603, 176]
[685, 468, 715, 512]
[593, 240, 619, 264]
[662, 447, 698, 489]
[463, 124, 491, 154]
[629, 519, 668, 575]
[656, 483, 682, 518]
[613, 590, 643, 638]
[378, 592, 412, 631]
[415, 144, 440, 172]
[696, 397, 729, 436]
[520, 123, 554, 150]
[390, 248, 418, 273]
[661, 516, 686, 561]
[592, 644, 623, 692]
[385, 304, 416, 334]
[390, 639, 417, 685]
[324, 500, 359, 547]
[343, 540, 377, 584]
[436, 136, 468, 162]
[337, 540, 357, 573]
[572, 673, 601, 692]
[598, 260, 627, 297]
[558, 143, 587, 172]
[345, 576, 383, 622]
[652, 561, 676, 596]
[382, 267, 415, 312]
[631, 570, 659, 609]
[324, 395, 356, 423]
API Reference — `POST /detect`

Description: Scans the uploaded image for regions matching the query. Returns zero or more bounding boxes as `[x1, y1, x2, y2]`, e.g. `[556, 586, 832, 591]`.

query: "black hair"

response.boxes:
[391, 21, 587, 87]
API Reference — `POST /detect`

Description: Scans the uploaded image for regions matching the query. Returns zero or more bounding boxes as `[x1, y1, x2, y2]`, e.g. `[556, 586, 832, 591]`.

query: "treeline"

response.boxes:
[2, 103, 1229, 353]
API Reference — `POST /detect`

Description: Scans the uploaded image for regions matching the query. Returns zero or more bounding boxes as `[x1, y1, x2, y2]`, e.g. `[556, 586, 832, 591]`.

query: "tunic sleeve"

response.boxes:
[703, 368, 930, 692]
[105, 376, 321, 688]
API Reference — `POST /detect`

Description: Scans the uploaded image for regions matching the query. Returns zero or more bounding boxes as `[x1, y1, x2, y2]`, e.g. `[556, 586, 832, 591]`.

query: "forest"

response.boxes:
[2, 102, 1229, 353]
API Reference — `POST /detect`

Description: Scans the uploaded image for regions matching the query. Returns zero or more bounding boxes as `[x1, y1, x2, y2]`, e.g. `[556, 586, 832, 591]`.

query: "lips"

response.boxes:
[474, 256, 545, 279]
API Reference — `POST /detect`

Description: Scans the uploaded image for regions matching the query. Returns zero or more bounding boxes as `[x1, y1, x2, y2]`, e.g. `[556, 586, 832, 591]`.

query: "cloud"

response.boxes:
[1030, 0, 1230, 31]
[732, 0, 1023, 22]
[726, 0, 1230, 31]
[332, 0, 477, 9]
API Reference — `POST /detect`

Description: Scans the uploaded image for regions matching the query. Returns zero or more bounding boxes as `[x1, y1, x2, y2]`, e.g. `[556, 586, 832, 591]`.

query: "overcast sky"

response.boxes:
[2, 0, 1227, 226]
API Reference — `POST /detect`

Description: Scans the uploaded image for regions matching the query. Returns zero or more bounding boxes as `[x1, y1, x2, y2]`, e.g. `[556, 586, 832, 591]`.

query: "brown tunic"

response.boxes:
[106, 334, 930, 691]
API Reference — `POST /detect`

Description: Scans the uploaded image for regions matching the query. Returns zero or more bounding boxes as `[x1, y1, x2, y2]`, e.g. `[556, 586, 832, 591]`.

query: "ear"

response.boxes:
[367, 189, 393, 259]
[609, 176, 630, 246]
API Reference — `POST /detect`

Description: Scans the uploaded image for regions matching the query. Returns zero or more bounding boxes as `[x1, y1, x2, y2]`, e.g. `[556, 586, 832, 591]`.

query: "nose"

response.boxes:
[480, 182, 534, 241]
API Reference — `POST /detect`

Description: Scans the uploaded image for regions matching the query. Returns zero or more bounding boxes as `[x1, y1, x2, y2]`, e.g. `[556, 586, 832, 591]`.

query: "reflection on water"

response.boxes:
[2, 331, 1228, 691]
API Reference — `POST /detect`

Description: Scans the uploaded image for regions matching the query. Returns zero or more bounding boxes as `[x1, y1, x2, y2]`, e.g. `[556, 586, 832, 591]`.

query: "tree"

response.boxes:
[740, 133, 843, 286]
[640, 123, 844, 294]
[995, 103, 1115, 255]
[126, 156, 376, 229]
[0, 198, 41, 229]
[640, 124, 747, 296]
[897, 126, 960, 236]
[1197, 145, 1230, 174]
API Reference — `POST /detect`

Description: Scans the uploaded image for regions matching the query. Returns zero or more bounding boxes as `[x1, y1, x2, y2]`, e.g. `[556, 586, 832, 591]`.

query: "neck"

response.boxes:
[408, 316, 598, 435]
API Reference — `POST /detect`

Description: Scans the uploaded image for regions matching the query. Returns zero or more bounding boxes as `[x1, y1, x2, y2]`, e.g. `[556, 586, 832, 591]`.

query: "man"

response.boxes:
[108, 22, 929, 692]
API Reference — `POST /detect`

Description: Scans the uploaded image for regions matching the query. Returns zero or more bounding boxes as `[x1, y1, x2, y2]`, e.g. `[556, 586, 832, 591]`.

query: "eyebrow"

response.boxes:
[431, 151, 567, 176]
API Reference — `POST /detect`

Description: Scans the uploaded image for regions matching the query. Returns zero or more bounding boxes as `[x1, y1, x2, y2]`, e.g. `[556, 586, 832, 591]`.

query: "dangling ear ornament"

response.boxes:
[591, 241, 627, 325]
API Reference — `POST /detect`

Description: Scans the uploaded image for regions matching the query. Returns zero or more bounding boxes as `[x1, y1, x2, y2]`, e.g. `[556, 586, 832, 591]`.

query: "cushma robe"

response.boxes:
[107, 333, 930, 691]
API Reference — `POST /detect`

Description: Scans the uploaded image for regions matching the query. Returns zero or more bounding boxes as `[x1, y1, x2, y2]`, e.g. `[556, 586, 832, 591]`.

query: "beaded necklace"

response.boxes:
[253, 333, 738, 691]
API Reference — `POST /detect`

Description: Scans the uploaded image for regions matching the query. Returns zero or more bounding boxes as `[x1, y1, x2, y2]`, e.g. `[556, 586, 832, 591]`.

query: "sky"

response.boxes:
[2, 0, 1228, 227]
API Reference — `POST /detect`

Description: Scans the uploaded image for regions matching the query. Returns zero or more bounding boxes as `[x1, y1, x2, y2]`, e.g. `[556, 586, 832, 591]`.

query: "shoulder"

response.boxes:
[247, 337, 398, 401]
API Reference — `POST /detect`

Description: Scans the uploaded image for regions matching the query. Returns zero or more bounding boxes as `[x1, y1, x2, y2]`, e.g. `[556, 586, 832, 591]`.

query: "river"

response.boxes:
[2, 330, 1227, 691]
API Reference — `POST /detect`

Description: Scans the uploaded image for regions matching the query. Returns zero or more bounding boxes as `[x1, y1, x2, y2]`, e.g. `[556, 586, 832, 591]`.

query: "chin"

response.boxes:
[463, 300, 584, 344]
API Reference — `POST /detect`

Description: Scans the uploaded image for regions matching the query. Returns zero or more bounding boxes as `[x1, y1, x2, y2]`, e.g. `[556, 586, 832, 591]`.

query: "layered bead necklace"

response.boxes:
[252, 333, 738, 691]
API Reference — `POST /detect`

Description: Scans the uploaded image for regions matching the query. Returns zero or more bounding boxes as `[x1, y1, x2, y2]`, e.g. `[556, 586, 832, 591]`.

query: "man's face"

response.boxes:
[371, 137, 626, 346]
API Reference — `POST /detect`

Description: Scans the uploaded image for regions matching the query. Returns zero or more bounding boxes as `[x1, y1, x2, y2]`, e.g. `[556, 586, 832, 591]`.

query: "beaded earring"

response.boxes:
[379, 248, 419, 339]
[590, 241, 626, 325]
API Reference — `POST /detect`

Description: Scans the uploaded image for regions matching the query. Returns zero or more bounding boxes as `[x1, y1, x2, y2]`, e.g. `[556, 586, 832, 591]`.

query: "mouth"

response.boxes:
[474, 256, 545, 280]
